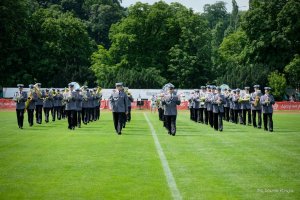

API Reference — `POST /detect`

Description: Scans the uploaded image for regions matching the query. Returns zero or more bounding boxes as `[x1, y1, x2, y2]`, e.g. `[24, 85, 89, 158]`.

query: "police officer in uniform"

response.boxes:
[75, 88, 83, 128]
[228, 89, 234, 122]
[13, 84, 28, 129]
[188, 91, 195, 121]
[35, 83, 45, 124]
[53, 89, 63, 120]
[157, 93, 164, 121]
[161, 84, 181, 136]
[62, 88, 68, 119]
[81, 86, 89, 124]
[223, 88, 230, 122]
[126, 89, 134, 122]
[212, 87, 225, 131]
[64, 83, 77, 130]
[240, 87, 252, 125]
[26, 84, 37, 126]
[87, 89, 94, 123]
[193, 89, 200, 122]
[251, 85, 262, 128]
[206, 86, 214, 128]
[260, 87, 275, 132]
[93, 87, 102, 121]
[43, 88, 53, 123]
[109, 82, 128, 135]
[232, 89, 240, 124]
[199, 86, 206, 123]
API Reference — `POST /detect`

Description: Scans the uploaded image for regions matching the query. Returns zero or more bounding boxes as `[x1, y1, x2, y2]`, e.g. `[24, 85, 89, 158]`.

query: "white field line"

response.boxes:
[144, 113, 182, 200]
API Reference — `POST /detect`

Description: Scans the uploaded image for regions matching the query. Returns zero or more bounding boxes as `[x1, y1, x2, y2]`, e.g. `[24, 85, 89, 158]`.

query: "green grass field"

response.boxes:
[0, 110, 299, 200]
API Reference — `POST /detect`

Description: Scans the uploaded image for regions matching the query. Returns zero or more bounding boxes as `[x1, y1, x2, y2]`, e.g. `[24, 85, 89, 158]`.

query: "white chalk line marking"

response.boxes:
[144, 113, 182, 200]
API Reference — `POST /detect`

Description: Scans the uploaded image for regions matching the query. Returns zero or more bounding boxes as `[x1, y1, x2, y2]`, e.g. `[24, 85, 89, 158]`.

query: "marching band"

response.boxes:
[13, 82, 275, 134]
[13, 82, 103, 130]
[186, 85, 275, 133]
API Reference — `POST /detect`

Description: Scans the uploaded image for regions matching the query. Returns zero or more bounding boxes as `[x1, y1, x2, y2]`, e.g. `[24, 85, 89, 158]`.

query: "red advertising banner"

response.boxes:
[1, 99, 300, 111]
[272, 101, 300, 110]
[0, 99, 16, 109]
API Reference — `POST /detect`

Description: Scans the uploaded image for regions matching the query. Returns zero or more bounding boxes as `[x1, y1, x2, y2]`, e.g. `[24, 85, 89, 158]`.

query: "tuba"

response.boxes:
[25, 89, 34, 110]
[33, 83, 42, 98]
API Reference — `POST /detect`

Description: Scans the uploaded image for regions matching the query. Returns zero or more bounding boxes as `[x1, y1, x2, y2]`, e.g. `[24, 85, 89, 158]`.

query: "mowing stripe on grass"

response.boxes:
[144, 113, 182, 200]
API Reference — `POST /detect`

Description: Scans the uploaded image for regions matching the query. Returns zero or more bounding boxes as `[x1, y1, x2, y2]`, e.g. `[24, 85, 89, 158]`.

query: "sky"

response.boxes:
[121, 0, 249, 13]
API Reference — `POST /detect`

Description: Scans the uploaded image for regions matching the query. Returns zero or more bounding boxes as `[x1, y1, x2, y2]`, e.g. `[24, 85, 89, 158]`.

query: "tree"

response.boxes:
[28, 7, 95, 87]
[0, 0, 36, 87]
[268, 71, 287, 100]
[241, 0, 299, 72]
[91, 1, 212, 88]
[284, 54, 300, 88]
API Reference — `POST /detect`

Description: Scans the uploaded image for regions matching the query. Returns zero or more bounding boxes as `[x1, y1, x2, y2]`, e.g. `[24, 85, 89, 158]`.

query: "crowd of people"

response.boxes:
[185, 85, 275, 132]
[13, 82, 275, 135]
[13, 83, 103, 130]
[151, 84, 275, 134]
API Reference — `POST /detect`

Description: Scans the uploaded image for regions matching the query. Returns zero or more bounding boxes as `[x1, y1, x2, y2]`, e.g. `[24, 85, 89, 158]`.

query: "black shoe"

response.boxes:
[118, 132, 122, 135]
[171, 133, 175, 136]
[258, 126, 261, 129]
[269, 129, 273, 132]
[219, 129, 223, 132]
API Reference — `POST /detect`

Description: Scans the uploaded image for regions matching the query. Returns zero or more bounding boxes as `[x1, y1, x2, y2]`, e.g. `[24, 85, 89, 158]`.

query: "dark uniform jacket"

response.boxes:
[162, 93, 181, 116]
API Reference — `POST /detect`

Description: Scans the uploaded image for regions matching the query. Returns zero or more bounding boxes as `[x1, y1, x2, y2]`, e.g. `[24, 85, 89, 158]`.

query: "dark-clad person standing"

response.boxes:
[193, 89, 200, 123]
[34, 83, 45, 124]
[81, 86, 89, 124]
[64, 83, 77, 130]
[53, 89, 63, 120]
[126, 90, 134, 122]
[223, 88, 230, 122]
[161, 84, 181, 136]
[13, 84, 28, 129]
[199, 86, 206, 123]
[240, 87, 252, 125]
[232, 89, 240, 124]
[87, 89, 94, 123]
[157, 93, 164, 121]
[93, 87, 102, 121]
[109, 82, 128, 135]
[251, 85, 262, 128]
[43, 88, 53, 123]
[26, 84, 37, 126]
[260, 87, 275, 132]
[188, 91, 195, 121]
[212, 87, 225, 131]
[75, 88, 83, 128]
[205, 86, 214, 128]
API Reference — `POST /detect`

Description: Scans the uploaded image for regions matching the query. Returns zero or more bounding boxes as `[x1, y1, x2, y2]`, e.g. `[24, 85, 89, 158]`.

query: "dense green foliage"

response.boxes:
[1, 0, 299, 91]
[0, 111, 299, 199]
